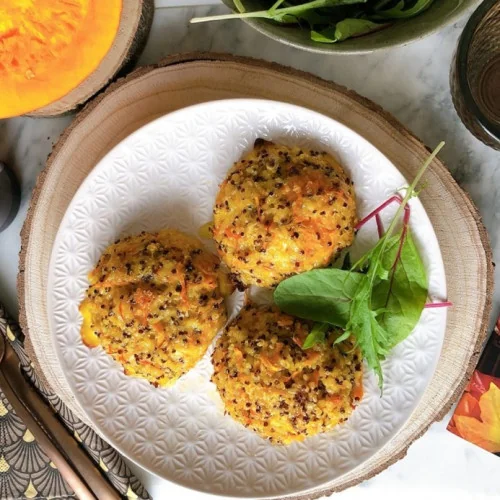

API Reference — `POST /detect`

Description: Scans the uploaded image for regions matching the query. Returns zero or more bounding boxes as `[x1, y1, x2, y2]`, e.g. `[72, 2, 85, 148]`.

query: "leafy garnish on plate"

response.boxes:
[274, 142, 446, 388]
[274, 267, 363, 327]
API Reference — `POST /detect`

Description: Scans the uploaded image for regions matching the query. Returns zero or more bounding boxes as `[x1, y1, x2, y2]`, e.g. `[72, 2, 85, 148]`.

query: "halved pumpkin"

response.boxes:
[0, 0, 122, 118]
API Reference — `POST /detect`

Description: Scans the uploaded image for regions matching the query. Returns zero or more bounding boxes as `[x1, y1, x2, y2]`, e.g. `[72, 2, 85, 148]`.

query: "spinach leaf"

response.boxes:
[272, 0, 368, 23]
[302, 322, 329, 349]
[285, 5, 361, 27]
[310, 27, 338, 42]
[374, 0, 433, 19]
[191, 0, 367, 24]
[233, 0, 247, 12]
[274, 268, 364, 326]
[372, 228, 427, 348]
[372, 0, 401, 11]
[311, 18, 385, 43]
[191, 0, 435, 45]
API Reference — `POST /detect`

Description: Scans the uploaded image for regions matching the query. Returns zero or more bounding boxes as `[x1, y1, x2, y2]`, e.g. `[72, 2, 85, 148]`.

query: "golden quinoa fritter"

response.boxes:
[212, 140, 357, 288]
[79, 229, 232, 387]
[212, 305, 363, 444]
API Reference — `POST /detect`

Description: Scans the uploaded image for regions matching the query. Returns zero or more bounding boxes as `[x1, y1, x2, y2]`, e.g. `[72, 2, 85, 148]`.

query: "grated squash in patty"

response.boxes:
[79, 229, 232, 387]
[212, 304, 363, 444]
[212, 140, 357, 288]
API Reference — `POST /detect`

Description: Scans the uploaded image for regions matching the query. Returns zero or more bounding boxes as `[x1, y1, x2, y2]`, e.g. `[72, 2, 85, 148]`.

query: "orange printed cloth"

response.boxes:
[448, 318, 500, 456]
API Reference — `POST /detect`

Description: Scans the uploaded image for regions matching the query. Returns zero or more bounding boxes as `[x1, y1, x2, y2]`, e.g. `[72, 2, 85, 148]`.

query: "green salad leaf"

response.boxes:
[275, 228, 427, 346]
[191, 0, 367, 25]
[344, 272, 390, 384]
[190, 0, 435, 45]
[374, 0, 434, 19]
[311, 18, 385, 43]
[274, 268, 363, 326]
[372, 230, 427, 348]
[233, 0, 247, 12]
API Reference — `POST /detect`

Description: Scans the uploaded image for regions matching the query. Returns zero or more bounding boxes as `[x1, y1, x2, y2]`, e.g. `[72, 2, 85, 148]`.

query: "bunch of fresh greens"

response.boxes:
[274, 142, 446, 388]
[191, 0, 435, 44]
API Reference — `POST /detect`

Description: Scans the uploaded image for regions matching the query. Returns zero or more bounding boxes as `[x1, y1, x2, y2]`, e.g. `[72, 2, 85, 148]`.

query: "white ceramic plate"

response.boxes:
[47, 99, 447, 498]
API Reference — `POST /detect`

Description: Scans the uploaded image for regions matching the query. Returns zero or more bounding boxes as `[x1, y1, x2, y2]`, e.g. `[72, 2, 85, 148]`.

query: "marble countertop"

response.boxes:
[1, 4, 499, 499]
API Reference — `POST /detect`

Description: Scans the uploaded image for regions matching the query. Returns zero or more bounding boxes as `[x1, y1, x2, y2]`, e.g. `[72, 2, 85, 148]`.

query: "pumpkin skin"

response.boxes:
[0, 0, 122, 119]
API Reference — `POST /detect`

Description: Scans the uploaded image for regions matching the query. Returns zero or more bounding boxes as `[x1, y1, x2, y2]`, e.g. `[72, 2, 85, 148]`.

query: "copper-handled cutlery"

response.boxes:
[0, 334, 120, 500]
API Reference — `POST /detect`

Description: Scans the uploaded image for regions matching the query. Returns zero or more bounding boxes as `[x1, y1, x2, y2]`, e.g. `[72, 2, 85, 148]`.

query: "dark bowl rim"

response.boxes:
[457, 0, 500, 142]
[221, 0, 482, 54]
[0, 162, 21, 233]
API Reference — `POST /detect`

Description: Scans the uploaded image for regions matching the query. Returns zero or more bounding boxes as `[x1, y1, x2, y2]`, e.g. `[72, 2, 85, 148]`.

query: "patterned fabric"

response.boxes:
[0, 302, 151, 500]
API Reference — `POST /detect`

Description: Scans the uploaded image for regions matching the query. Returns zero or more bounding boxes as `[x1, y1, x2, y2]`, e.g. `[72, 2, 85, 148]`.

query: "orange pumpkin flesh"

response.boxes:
[0, 0, 122, 119]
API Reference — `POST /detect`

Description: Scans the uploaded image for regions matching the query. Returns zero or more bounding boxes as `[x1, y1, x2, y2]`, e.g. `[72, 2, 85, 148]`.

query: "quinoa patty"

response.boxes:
[79, 229, 232, 387]
[212, 140, 357, 288]
[212, 304, 363, 444]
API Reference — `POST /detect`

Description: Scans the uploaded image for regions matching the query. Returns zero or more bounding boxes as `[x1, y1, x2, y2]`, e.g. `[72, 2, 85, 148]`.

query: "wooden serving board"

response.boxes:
[18, 53, 493, 497]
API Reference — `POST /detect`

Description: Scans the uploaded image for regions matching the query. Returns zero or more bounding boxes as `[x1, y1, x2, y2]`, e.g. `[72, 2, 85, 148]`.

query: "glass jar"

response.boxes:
[450, 0, 500, 150]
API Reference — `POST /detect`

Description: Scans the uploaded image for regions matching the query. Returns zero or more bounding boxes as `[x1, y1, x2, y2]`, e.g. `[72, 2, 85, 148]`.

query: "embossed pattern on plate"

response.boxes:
[47, 100, 447, 498]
